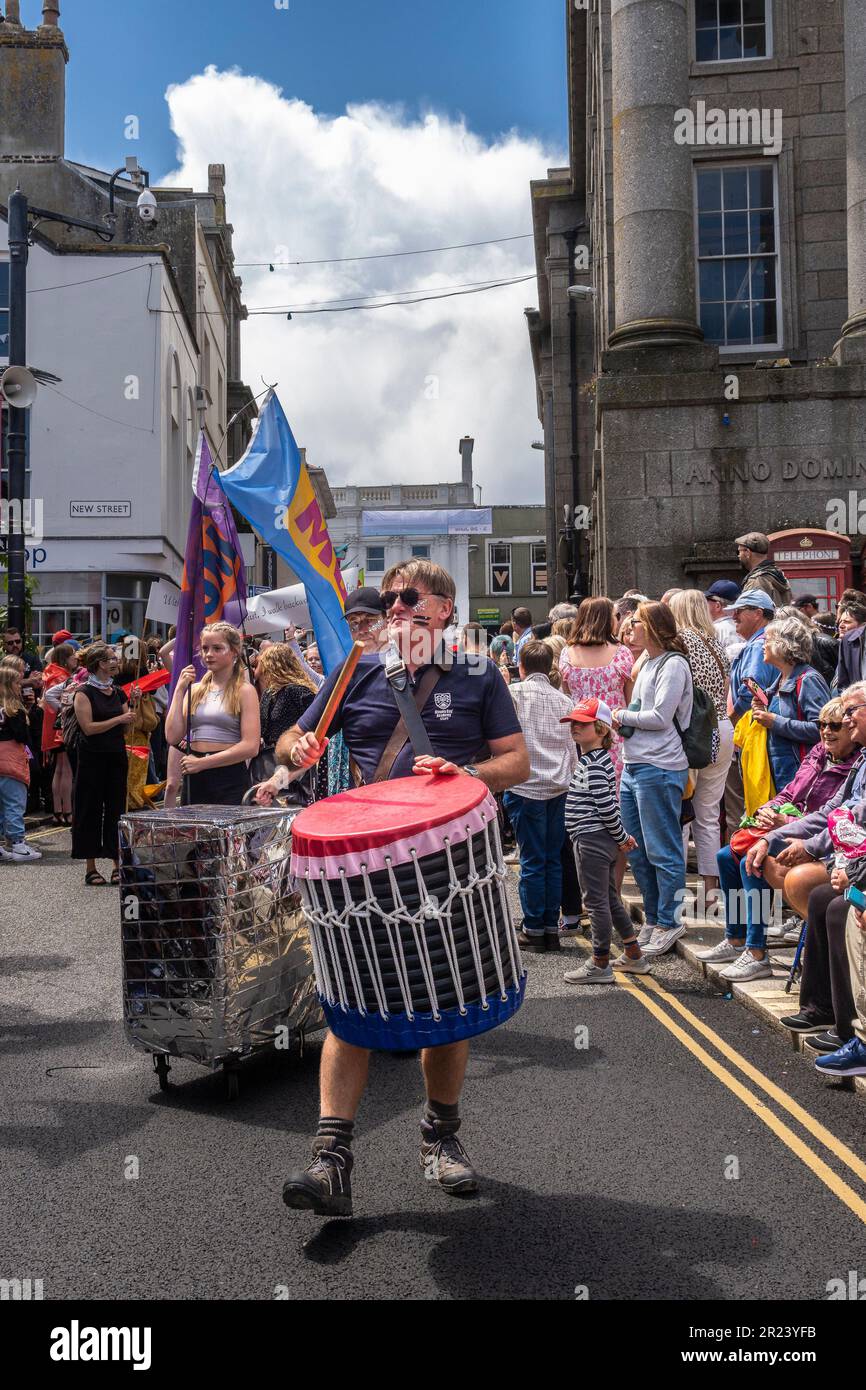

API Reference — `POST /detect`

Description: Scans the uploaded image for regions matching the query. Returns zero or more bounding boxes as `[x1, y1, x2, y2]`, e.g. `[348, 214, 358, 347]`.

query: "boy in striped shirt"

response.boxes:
[561, 698, 650, 984]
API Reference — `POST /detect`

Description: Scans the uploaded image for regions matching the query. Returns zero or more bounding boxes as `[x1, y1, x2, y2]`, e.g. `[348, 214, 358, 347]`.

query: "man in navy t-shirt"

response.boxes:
[266, 558, 528, 1219]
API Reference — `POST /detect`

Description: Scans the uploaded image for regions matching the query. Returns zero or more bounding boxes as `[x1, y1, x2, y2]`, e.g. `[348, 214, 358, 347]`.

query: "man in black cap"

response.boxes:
[794, 594, 820, 620]
[735, 532, 792, 608]
[343, 586, 386, 654]
[704, 579, 741, 658]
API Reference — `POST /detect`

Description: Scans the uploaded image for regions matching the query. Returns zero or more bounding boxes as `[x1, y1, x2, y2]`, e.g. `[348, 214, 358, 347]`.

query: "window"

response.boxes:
[531, 542, 547, 595]
[0, 260, 8, 361]
[411, 543, 430, 559]
[695, 0, 769, 63]
[489, 543, 512, 596]
[696, 163, 781, 350]
[33, 607, 94, 645]
[366, 545, 385, 572]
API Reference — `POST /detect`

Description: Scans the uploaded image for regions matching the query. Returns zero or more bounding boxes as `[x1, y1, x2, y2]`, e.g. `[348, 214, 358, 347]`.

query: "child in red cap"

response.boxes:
[561, 698, 648, 984]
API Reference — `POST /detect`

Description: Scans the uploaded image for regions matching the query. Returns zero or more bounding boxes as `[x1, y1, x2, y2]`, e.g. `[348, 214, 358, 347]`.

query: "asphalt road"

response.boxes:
[2, 824, 866, 1302]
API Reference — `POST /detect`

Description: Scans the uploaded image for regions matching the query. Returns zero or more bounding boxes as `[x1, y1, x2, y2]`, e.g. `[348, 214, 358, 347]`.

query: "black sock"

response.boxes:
[316, 1116, 354, 1148]
[424, 1098, 460, 1126]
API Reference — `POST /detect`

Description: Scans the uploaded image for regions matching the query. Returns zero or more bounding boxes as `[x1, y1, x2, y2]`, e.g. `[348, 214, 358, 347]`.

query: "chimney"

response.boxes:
[0, 0, 68, 159]
[208, 163, 226, 225]
[459, 436, 474, 490]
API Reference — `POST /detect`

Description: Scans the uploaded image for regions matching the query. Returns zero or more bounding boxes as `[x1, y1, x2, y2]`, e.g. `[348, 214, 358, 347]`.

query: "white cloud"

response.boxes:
[162, 67, 563, 501]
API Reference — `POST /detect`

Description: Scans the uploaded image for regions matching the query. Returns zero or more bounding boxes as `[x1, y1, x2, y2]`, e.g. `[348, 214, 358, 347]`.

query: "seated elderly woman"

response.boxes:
[748, 615, 830, 792]
[702, 696, 860, 981]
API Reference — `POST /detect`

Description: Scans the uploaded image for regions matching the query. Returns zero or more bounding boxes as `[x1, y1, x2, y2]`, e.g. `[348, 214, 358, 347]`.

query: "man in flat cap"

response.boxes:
[735, 532, 792, 609]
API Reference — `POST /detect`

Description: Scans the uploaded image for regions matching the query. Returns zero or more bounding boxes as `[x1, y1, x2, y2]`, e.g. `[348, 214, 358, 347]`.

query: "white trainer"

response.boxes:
[696, 939, 741, 964]
[636, 924, 656, 947]
[9, 841, 42, 862]
[0, 843, 14, 862]
[564, 961, 615, 985]
[612, 953, 651, 973]
[718, 949, 773, 982]
[640, 925, 686, 957]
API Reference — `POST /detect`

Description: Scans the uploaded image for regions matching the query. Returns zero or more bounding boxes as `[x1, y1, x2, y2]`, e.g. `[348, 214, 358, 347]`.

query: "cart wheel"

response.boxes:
[154, 1055, 171, 1091]
[225, 1065, 240, 1101]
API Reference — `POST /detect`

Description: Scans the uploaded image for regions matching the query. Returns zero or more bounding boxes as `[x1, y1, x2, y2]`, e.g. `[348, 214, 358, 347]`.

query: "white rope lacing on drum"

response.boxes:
[298, 804, 520, 1020]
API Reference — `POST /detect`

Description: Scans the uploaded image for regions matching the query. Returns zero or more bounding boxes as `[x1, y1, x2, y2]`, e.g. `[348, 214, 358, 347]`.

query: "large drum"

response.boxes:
[291, 774, 526, 1050]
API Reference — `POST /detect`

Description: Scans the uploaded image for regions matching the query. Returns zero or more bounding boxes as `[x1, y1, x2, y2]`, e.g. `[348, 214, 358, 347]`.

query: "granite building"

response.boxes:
[527, 0, 866, 601]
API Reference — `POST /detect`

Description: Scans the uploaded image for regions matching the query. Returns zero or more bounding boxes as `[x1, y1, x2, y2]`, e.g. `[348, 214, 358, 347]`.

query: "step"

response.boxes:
[677, 919, 866, 1097]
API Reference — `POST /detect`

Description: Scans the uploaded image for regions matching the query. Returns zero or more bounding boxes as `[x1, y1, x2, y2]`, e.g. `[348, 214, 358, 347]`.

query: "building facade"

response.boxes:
[468, 505, 548, 632]
[0, 0, 254, 642]
[528, 0, 866, 602]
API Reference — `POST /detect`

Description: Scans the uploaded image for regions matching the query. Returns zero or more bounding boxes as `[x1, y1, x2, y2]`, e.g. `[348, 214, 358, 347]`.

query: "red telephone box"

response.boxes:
[767, 529, 852, 609]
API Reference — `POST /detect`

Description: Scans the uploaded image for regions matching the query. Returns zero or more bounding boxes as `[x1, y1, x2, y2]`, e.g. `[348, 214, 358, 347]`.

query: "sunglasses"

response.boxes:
[819, 720, 844, 732]
[380, 588, 446, 610]
[842, 703, 866, 720]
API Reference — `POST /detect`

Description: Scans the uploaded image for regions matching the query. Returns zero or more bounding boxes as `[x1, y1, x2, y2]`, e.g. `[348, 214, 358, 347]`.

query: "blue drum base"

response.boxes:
[322, 975, 526, 1051]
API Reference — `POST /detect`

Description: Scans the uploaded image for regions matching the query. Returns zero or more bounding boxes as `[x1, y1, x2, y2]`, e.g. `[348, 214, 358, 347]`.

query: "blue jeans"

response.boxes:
[717, 845, 773, 950]
[0, 776, 27, 843]
[620, 763, 689, 929]
[503, 791, 566, 935]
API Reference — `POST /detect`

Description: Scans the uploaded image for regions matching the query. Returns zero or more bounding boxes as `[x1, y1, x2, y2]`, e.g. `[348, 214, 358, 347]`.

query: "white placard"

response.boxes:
[245, 583, 312, 636]
[145, 578, 181, 624]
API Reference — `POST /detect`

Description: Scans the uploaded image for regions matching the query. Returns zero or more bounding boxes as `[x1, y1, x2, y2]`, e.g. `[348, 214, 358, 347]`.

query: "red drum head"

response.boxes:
[291, 773, 489, 859]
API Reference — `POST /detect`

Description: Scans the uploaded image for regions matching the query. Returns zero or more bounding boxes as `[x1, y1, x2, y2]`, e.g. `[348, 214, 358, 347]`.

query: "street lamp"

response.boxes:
[3, 171, 152, 633]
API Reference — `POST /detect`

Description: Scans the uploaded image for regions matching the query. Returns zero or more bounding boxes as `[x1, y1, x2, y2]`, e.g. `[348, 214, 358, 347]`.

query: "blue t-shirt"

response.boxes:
[297, 652, 522, 782]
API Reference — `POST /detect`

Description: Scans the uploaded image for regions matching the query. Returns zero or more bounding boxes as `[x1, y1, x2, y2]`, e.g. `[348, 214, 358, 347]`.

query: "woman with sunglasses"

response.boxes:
[703, 697, 860, 979]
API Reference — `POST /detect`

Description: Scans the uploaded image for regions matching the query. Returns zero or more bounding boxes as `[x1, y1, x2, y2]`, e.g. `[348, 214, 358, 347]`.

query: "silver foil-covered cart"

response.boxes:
[119, 804, 323, 1097]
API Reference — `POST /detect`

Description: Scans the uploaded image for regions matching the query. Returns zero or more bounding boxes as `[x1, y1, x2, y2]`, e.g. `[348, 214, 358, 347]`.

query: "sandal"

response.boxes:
[85, 871, 108, 887]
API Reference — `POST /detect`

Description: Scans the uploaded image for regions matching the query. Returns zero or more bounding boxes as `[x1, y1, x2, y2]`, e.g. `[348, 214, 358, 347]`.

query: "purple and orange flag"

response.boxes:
[169, 433, 248, 698]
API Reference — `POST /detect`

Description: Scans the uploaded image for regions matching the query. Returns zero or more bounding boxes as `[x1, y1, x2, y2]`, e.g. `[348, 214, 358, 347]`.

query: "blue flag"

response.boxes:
[216, 393, 352, 673]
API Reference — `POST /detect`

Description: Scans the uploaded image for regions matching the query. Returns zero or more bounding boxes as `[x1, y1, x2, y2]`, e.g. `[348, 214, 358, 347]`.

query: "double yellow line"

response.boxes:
[617, 972, 866, 1226]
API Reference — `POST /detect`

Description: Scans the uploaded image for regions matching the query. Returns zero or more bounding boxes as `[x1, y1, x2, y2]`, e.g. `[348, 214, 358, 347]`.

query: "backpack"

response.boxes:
[657, 650, 718, 770]
[58, 679, 82, 754]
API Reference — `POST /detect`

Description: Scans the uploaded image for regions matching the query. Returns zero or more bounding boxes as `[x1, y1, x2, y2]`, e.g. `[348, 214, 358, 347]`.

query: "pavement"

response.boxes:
[2, 827, 866, 1300]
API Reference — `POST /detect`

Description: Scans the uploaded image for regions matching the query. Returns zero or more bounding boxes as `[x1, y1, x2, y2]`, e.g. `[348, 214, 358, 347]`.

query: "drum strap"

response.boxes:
[373, 663, 443, 783]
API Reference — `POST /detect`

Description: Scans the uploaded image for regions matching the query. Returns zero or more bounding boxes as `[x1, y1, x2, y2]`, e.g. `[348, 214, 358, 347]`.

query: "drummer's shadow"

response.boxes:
[299, 1176, 767, 1300]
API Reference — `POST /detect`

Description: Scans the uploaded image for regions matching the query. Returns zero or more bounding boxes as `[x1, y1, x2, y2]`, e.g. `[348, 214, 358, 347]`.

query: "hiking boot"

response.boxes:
[282, 1138, 354, 1217]
[420, 1118, 478, 1196]
[517, 930, 547, 954]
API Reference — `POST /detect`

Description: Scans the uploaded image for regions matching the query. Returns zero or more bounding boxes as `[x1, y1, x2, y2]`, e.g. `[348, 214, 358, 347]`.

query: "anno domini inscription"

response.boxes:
[684, 459, 866, 485]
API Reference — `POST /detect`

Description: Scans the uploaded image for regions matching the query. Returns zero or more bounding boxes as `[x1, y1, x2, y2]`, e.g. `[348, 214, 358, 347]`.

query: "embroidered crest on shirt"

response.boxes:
[434, 692, 452, 721]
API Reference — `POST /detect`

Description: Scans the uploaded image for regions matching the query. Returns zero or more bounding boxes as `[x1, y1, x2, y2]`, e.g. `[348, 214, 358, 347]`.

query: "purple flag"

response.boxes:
[169, 433, 248, 699]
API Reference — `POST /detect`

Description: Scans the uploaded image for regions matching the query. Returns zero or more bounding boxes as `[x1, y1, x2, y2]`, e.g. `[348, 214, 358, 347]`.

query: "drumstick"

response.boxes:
[313, 641, 365, 744]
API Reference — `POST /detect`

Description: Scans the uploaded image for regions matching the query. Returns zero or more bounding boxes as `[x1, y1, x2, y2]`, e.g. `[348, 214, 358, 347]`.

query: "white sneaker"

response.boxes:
[637, 924, 656, 947]
[696, 939, 741, 964]
[783, 921, 805, 946]
[640, 925, 686, 957]
[0, 843, 14, 861]
[718, 949, 773, 982]
[766, 920, 787, 942]
[564, 961, 615, 985]
[9, 841, 42, 862]
[612, 953, 651, 974]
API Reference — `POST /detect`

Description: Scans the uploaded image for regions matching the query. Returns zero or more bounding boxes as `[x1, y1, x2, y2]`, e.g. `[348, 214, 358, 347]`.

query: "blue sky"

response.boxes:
[58, 0, 568, 180]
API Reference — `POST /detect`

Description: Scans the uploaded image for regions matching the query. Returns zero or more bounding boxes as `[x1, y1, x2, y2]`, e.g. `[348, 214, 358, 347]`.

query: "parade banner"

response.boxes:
[216, 392, 351, 674]
[170, 433, 248, 696]
[145, 577, 181, 625]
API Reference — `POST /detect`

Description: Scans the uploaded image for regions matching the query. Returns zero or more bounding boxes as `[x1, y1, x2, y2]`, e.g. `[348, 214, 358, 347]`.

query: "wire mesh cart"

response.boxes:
[118, 804, 324, 1098]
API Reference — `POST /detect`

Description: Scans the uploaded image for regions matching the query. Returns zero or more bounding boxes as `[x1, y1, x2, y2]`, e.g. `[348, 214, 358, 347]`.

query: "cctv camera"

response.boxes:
[137, 188, 158, 224]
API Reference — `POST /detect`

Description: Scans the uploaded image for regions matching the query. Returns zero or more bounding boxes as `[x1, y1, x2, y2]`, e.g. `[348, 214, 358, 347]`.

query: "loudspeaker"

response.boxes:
[0, 366, 37, 408]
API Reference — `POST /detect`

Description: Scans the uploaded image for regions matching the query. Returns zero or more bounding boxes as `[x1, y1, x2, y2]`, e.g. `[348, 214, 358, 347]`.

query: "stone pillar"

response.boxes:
[841, 0, 866, 345]
[41, 1, 60, 26]
[4, 2, 22, 26]
[608, 0, 703, 351]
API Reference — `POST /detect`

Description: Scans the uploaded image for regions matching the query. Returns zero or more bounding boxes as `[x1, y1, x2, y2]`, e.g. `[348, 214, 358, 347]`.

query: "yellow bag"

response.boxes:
[733, 711, 775, 816]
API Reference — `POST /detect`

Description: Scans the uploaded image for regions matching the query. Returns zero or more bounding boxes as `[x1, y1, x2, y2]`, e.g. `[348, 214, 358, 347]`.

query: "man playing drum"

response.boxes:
[257, 559, 529, 1217]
